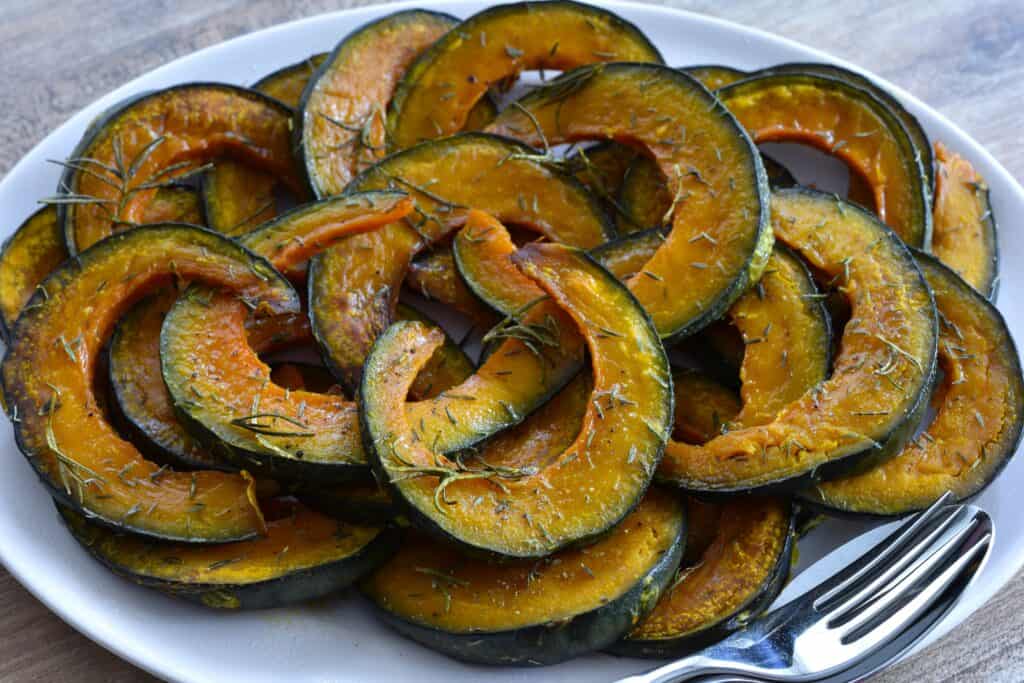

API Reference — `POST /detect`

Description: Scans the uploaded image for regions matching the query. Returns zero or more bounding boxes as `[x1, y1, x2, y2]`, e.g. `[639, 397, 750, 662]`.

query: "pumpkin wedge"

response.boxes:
[308, 132, 610, 390]
[161, 192, 414, 482]
[57, 84, 302, 253]
[931, 142, 998, 298]
[1, 224, 298, 542]
[806, 252, 1023, 516]
[297, 10, 463, 197]
[0, 208, 66, 340]
[60, 500, 398, 609]
[200, 160, 281, 236]
[718, 72, 931, 248]
[658, 189, 938, 493]
[387, 1, 663, 149]
[361, 240, 671, 556]
[253, 53, 328, 108]
[486, 63, 772, 340]
[406, 247, 499, 327]
[361, 489, 685, 665]
[612, 497, 794, 657]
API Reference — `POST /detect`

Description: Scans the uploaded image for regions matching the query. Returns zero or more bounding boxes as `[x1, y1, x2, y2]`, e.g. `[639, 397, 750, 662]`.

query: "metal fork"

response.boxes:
[619, 493, 993, 683]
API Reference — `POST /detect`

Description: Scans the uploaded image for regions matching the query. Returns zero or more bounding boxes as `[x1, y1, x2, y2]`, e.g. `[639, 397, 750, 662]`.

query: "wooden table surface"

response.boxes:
[1, 0, 1021, 680]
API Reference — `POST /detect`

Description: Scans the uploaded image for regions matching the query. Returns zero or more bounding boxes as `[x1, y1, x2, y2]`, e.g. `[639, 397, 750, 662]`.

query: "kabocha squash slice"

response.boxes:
[805, 252, 1023, 517]
[387, 1, 663, 150]
[931, 142, 998, 298]
[0, 207, 67, 340]
[253, 53, 328, 108]
[670, 368, 741, 444]
[361, 489, 685, 665]
[57, 83, 302, 254]
[361, 241, 672, 556]
[757, 62, 934, 195]
[161, 192, 415, 482]
[59, 500, 399, 609]
[1, 224, 299, 542]
[683, 64, 747, 90]
[110, 291, 312, 470]
[564, 142, 638, 223]
[589, 228, 665, 280]
[611, 497, 794, 657]
[453, 212, 542, 317]
[297, 10, 463, 197]
[486, 63, 773, 340]
[717, 72, 932, 248]
[617, 153, 795, 234]
[144, 187, 205, 225]
[308, 132, 610, 390]
[659, 189, 938, 493]
[200, 161, 281, 237]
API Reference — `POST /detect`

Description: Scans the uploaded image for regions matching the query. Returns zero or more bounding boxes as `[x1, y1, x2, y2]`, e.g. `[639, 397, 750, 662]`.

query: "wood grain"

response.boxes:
[0, 1, 1021, 681]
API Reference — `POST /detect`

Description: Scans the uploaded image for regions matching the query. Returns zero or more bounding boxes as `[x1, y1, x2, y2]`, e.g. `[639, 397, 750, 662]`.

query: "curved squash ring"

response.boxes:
[360, 238, 671, 556]
[59, 500, 398, 609]
[717, 72, 932, 248]
[1, 224, 298, 542]
[253, 53, 328, 108]
[297, 10, 465, 197]
[361, 489, 685, 665]
[0, 208, 67, 340]
[58, 83, 302, 254]
[160, 192, 414, 482]
[805, 252, 1023, 516]
[659, 189, 938, 493]
[931, 142, 998, 298]
[486, 62, 773, 340]
[308, 132, 611, 390]
[387, 0, 663, 149]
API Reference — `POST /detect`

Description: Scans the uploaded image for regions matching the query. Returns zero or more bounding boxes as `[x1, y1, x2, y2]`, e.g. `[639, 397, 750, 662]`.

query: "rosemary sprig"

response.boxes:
[481, 296, 559, 357]
[230, 412, 314, 438]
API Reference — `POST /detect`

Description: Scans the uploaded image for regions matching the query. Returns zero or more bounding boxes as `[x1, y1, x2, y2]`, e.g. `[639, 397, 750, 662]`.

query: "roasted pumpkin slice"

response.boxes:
[161, 192, 414, 481]
[0, 207, 67, 339]
[308, 132, 610, 389]
[144, 187, 204, 225]
[253, 53, 328, 108]
[453, 212, 541, 316]
[931, 142, 998, 298]
[757, 62, 934, 195]
[59, 500, 398, 609]
[590, 228, 664, 280]
[58, 84, 301, 254]
[387, 1, 662, 149]
[110, 290, 312, 470]
[618, 153, 796, 234]
[362, 241, 671, 556]
[612, 497, 794, 657]
[659, 189, 938, 493]
[405, 247, 498, 327]
[297, 10, 462, 197]
[806, 252, 1023, 516]
[565, 142, 638, 221]
[361, 489, 685, 665]
[717, 72, 931, 248]
[201, 160, 281, 236]
[486, 63, 772, 340]
[683, 64, 747, 90]
[1, 224, 298, 542]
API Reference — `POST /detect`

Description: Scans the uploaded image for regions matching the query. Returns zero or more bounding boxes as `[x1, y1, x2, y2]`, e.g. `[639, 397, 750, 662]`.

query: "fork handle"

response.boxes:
[617, 653, 762, 683]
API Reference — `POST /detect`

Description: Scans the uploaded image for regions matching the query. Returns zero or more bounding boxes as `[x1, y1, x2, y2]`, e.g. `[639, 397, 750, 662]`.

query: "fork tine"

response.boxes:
[835, 509, 987, 640]
[819, 504, 972, 622]
[813, 491, 957, 609]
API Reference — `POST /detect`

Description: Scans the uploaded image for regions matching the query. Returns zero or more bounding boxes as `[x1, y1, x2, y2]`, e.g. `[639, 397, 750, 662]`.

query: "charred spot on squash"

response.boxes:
[486, 63, 772, 340]
[1, 224, 298, 542]
[57, 84, 302, 254]
[361, 489, 685, 665]
[931, 142, 997, 298]
[387, 1, 662, 149]
[362, 240, 671, 556]
[612, 497, 793, 657]
[297, 10, 462, 197]
[806, 252, 1023, 516]
[659, 189, 937, 493]
[253, 53, 328, 108]
[59, 500, 398, 609]
[307, 132, 611, 391]
[718, 72, 931, 248]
